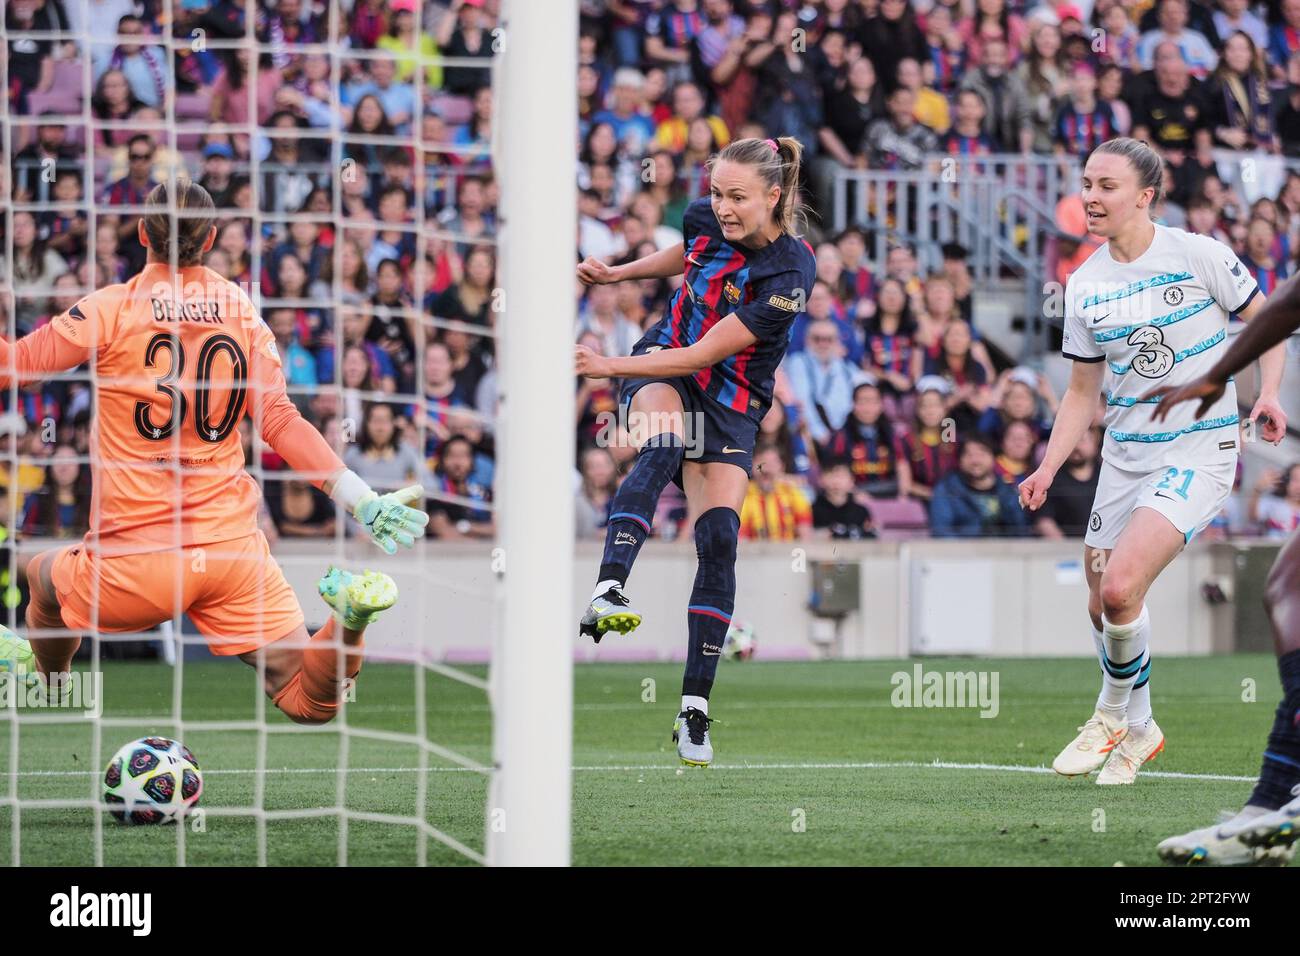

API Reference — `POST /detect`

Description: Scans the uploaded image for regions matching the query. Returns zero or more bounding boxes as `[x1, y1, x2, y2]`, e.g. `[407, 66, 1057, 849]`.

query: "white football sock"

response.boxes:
[1127, 649, 1153, 730]
[591, 578, 622, 602]
[1096, 604, 1150, 716]
[682, 694, 707, 716]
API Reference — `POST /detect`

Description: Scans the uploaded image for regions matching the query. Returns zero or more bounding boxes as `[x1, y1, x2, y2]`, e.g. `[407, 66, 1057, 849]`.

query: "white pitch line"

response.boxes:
[3, 759, 1258, 782]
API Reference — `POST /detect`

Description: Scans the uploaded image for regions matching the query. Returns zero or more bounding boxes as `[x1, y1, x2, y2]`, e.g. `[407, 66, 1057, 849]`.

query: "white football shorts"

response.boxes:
[1083, 457, 1236, 550]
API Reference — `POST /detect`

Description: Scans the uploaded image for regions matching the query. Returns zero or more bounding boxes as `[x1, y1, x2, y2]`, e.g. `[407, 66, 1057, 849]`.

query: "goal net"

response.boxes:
[0, 0, 573, 867]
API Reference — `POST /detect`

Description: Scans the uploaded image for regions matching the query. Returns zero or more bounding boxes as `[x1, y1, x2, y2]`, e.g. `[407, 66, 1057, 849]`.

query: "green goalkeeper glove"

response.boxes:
[354, 485, 430, 554]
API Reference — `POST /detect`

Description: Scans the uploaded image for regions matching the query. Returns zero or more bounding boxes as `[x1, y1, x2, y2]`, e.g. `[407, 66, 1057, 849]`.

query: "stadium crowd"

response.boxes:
[1, 0, 1299, 548]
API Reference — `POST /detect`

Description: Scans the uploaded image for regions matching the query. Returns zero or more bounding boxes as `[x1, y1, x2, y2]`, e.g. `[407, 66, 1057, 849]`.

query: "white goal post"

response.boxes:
[488, 0, 577, 866]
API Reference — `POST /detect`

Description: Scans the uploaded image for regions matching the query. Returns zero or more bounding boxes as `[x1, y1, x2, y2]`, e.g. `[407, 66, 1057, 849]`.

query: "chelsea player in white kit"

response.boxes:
[1021, 138, 1288, 785]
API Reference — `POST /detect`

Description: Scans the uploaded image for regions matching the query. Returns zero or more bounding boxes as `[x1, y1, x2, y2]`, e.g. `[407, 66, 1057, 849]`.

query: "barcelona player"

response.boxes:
[574, 137, 817, 766]
[0, 182, 428, 725]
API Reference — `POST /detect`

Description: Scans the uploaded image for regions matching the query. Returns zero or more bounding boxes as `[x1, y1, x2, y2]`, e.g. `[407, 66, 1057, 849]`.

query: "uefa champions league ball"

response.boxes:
[723, 621, 757, 661]
[103, 737, 203, 825]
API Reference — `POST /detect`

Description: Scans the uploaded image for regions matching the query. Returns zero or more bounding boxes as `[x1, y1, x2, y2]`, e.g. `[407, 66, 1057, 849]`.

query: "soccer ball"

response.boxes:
[103, 737, 202, 825]
[723, 621, 757, 661]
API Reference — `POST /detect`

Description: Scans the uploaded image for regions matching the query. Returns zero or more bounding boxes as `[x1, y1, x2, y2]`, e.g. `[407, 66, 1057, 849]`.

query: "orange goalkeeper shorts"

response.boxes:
[50, 530, 305, 656]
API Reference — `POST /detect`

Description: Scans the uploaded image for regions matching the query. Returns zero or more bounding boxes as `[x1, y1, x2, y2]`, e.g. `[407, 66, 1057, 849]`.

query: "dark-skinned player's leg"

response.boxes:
[671, 459, 748, 767]
[580, 382, 687, 642]
[1158, 531, 1300, 865]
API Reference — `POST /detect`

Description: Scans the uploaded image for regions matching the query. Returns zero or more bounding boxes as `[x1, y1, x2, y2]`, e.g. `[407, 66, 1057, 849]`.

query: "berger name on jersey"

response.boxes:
[1062, 224, 1258, 470]
[148, 297, 226, 324]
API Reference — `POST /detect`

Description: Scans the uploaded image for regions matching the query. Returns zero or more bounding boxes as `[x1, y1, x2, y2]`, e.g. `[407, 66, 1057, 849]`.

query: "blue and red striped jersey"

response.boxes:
[639, 197, 817, 423]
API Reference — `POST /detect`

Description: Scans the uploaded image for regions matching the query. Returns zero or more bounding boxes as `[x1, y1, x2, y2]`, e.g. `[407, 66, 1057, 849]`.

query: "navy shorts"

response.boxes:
[619, 364, 759, 480]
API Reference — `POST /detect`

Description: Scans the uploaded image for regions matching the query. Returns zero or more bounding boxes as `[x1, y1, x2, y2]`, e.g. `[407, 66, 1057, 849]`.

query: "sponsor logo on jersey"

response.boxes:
[724, 280, 741, 304]
[767, 294, 800, 312]
[1092, 311, 1111, 325]
[721, 446, 746, 454]
[643, 345, 663, 354]
[1089, 512, 1102, 532]
[1219, 440, 1236, 450]
[265, 338, 280, 361]
[68, 303, 87, 321]
[1163, 286, 1183, 305]
[1227, 259, 1242, 277]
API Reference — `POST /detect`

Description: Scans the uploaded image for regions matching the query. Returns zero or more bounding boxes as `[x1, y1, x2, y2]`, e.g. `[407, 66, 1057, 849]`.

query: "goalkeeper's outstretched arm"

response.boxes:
[0, 322, 95, 387]
[251, 335, 429, 553]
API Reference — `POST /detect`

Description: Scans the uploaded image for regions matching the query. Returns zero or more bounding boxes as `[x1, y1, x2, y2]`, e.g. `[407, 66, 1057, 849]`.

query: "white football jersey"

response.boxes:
[1062, 224, 1258, 471]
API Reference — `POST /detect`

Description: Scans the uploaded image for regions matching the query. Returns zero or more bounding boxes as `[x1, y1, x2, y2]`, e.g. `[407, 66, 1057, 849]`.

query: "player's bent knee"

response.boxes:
[1098, 575, 1140, 620]
[694, 507, 740, 564]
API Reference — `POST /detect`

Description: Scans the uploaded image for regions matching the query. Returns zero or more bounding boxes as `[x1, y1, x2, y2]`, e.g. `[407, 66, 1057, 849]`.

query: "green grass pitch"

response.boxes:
[0, 654, 1290, 866]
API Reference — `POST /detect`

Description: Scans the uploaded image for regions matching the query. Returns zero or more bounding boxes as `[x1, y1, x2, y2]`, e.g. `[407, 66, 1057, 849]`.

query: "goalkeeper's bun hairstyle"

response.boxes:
[709, 135, 805, 235]
[143, 181, 217, 266]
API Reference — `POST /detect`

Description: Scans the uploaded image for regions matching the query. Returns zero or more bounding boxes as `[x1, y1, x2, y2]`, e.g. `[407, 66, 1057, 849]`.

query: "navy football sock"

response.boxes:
[1247, 649, 1300, 810]
[682, 507, 739, 700]
[595, 432, 684, 589]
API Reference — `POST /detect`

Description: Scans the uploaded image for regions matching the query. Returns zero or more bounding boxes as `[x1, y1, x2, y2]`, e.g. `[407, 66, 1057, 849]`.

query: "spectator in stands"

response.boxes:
[5, 0, 56, 113]
[1137, 0, 1219, 78]
[1034, 426, 1101, 538]
[1130, 41, 1214, 200]
[865, 86, 938, 171]
[344, 94, 397, 174]
[903, 378, 959, 503]
[1097, 0, 1141, 71]
[1250, 464, 1300, 539]
[915, 275, 992, 379]
[436, 175, 495, 258]
[786, 317, 865, 446]
[575, 330, 621, 449]
[267, 478, 337, 539]
[930, 435, 1028, 538]
[921, 2, 965, 94]
[896, 56, 950, 134]
[429, 242, 495, 339]
[427, 434, 494, 539]
[978, 367, 1056, 443]
[1270, 0, 1300, 83]
[266, 308, 319, 389]
[758, 383, 815, 483]
[993, 419, 1038, 486]
[1241, 216, 1291, 297]
[704, 3, 772, 138]
[91, 14, 167, 108]
[43, 169, 87, 263]
[1053, 63, 1119, 156]
[578, 282, 641, 359]
[1215, 0, 1268, 52]
[959, 36, 1032, 152]
[196, 142, 237, 208]
[378, 0, 443, 90]
[811, 459, 875, 540]
[344, 401, 429, 500]
[1205, 31, 1274, 152]
[11, 211, 69, 333]
[943, 88, 997, 158]
[861, 0, 928, 84]
[575, 445, 618, 539]
[1274, 51, 1300, 156]
[258, 0, 322, 58]
[739, 445, 812, 541]
[1097, 62, 1132, 135]
[653, 81, 730, 154]
[319, 303, 396, 391]
[12, 115, 78, 204]
[210, 48, 280, 156]
[824, 380, 912, 500]
[917, 319, 991, 431]
[90, 67, 141, 148]
[346, 56, 416, 135]
[593, 67, 657, 158]
[862, 277, 919, 398]
[261, 111, 324, 215]
[1018, 20, 1068, 153]
[753, 9, 824, 149]
[19, 444, 90, 540]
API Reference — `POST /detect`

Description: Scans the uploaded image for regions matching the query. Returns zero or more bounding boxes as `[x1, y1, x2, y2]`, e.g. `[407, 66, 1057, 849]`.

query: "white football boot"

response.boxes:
[1053, 708, 1128, 777]
[1097, 719, 1165, 785]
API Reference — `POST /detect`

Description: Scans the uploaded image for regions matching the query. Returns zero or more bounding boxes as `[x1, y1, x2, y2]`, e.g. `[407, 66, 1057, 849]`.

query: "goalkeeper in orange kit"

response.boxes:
[0, 182, 428, 724]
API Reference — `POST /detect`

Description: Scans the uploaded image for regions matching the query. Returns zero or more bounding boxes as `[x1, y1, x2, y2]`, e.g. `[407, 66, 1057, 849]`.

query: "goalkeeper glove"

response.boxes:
[354, 485, 430, 554]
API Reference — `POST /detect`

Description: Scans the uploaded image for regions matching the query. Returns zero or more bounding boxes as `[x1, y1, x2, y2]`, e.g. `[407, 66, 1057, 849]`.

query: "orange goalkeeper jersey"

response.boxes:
[1, 263, 345, 554]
